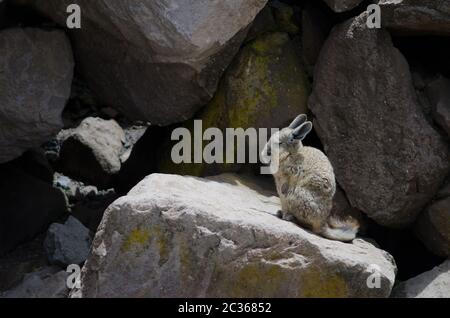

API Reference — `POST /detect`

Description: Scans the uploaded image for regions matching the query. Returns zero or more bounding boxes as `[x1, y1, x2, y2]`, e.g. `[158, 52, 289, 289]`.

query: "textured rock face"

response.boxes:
[322, 0, 363, 12]
[57, 117, 125, 189]
[74, 174, 396, 298]
[44, 216, 92, 266]
[0, 28, 74, 163]
[158, 32, 310, 176]
[379, 0, 450, 36]
[309, 13, 450, 228]
[415, 194, 450, 257]
[0, 164, 68, 256]
[393, 261, 450, 298]
[21, 0, 268, 125]
[1, 267, 68, 298]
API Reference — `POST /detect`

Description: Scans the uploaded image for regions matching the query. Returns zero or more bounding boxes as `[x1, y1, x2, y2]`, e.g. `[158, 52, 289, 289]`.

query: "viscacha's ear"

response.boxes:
[288, 114, 307, 129]
[291, 121, 313, 141]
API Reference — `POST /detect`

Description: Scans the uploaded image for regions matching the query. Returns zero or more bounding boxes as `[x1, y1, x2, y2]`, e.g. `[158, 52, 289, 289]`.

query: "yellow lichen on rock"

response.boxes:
[121, 228, 151, 252]
[300, 267, 348, 298]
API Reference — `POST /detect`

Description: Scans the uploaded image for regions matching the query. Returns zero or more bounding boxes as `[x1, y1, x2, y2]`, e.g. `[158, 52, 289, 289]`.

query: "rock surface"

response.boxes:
[1, 267, 68, 298]
[20, 0, 268, 125]
[415, 195, 450, 257]
[379, 0, 450, 36]
[393, 261, 450, 298]
[0, 163, 68, 256]
[0, 236, 47, 292]
[74, 173, 396, 298]
[309, 13, 450, 228]
[57, 117, 125, 189]
[0, 28, 74, 163]
[44, 216, 92, 266]
[322, 0, 363, 12]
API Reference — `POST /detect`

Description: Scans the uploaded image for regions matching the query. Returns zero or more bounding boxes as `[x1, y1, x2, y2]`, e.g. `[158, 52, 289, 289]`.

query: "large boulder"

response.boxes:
[157, 32, 310, 176]
[0, 163, 68, 256]
[393, 261, 450, 298]
[379, 0, 450, 36]
[0, 28, 74, 163]
[322, 0, 363, 12]
[309, 13, 450, 228]
[73, 174, 396, 298]
[57, 117, 125, 189]
[18, 0, 268, 125]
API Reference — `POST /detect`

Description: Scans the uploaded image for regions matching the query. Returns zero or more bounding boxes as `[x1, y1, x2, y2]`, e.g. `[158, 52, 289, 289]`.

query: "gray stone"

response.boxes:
[73, 173, 396, 298]
[379, 0, 450, 36]
[322, 0, 363, 12]
[309, 13, 450, 228]
[120, 125, 148, 164]
[44, 216, 92, 266]
[393, 261, 450, 298]
[18, 0, 268, 125]
[1, 267, 68, 298]
[0, 28, 74, 163]
[57, 117, 125, 189]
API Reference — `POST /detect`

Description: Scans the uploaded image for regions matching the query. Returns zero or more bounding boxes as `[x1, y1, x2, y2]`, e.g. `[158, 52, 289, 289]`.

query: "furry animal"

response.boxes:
[261, 114, 359, 242]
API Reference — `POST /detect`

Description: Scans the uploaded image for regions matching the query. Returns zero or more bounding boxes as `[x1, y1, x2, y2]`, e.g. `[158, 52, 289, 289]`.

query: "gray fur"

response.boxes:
[288, 114, 308, 129]
[262, 114, 359, 242]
